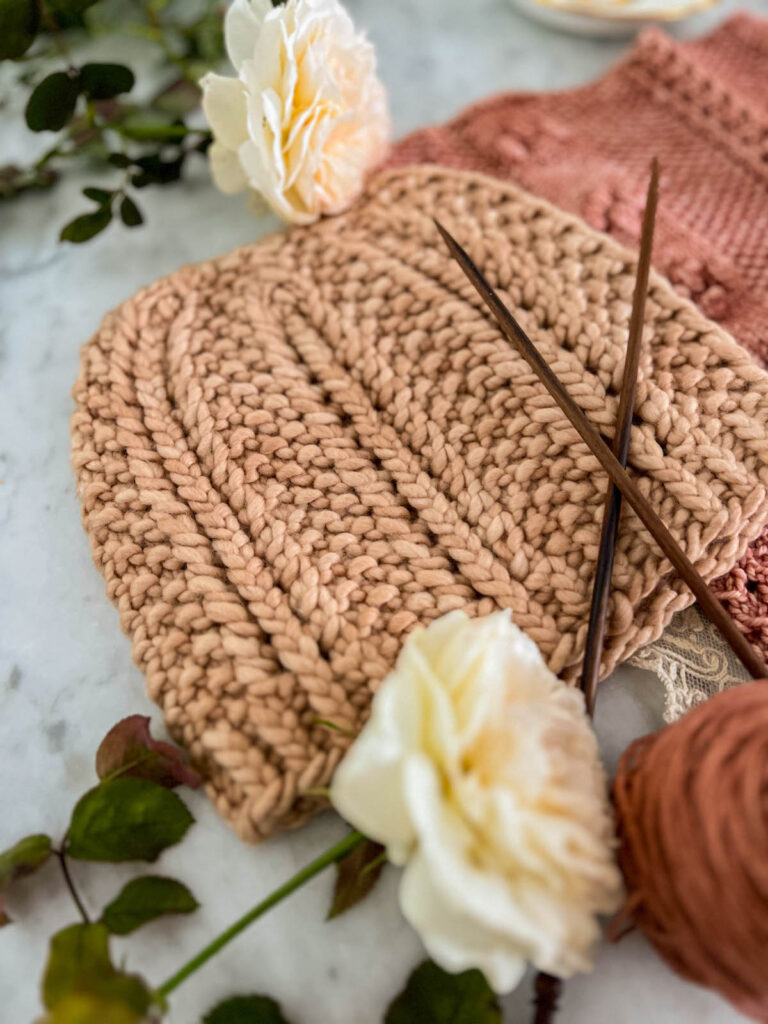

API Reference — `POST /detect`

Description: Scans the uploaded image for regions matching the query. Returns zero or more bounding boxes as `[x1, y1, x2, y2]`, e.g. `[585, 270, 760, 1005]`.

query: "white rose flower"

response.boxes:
[331, 610, 622, 994]
[200, 0, 390, 224]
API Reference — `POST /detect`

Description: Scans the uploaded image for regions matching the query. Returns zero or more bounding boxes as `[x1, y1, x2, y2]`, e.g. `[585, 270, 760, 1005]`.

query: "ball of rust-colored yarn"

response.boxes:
[612, 682, 768, 1021]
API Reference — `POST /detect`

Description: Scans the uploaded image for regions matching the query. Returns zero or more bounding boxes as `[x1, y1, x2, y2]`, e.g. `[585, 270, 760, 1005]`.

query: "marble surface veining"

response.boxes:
[2, 0, 765, 1020]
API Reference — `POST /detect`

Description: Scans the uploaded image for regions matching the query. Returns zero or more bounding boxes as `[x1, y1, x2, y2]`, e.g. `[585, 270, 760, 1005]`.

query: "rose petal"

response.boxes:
[208, 141, 247, 195]
[330, 680, 416, 864]
[201, 74, 249, 151]
[400, 851, 528, 995]
[224, 0, 271, 71]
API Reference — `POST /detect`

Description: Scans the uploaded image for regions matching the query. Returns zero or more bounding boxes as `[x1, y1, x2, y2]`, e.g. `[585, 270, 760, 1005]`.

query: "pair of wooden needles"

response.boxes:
[435, 160, 768, 712]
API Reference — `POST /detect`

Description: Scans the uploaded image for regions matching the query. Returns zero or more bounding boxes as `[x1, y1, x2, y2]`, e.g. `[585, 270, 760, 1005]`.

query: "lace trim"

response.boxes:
[628, 604, 751, 722]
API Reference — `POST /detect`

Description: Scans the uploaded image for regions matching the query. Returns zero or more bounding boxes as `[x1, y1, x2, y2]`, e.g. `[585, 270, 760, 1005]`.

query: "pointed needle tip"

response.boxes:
[433, 217, 450, 244]
[649, 157, 660, 193]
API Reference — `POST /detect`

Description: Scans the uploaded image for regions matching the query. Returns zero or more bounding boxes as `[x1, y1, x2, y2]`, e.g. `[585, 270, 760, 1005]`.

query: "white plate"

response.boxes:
[512, 0, 720, 36]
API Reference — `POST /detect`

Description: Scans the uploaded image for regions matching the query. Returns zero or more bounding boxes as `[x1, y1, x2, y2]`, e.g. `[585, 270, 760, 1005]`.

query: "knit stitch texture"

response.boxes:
[72, 166, 768, 841]
[389, 12, 768, 661]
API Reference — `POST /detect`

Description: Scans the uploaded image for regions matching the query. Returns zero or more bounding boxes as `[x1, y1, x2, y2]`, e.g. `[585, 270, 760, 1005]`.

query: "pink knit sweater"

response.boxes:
[388, 13, 768, 660]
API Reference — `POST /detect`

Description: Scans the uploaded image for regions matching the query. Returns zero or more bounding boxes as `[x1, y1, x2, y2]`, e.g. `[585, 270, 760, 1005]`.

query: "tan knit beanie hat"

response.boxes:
[72, 166, 768, 841]
[389, 13, 768, 661]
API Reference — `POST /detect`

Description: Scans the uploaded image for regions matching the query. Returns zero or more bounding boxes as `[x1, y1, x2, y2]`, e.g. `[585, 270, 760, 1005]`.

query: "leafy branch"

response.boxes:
[0, 0, 218, 241]
[0, 711, 505, 1022]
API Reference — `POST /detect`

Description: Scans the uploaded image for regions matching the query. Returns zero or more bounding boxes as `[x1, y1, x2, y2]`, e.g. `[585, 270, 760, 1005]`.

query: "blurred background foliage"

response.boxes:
[0, 0, 228, 240]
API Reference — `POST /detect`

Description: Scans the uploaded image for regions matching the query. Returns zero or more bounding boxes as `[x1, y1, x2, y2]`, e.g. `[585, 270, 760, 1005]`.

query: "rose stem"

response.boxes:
[532, 972, 562, 1024]
[55, 846, 90, 924]
[580, 158, 659, 715]
[154, 830, 365, 999]
[434, 219, 768, 681]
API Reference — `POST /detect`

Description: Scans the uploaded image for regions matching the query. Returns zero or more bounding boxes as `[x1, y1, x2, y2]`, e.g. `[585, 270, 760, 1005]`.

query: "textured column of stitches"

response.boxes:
[388, 12, 768, 667]
[72, 166, 768, 840]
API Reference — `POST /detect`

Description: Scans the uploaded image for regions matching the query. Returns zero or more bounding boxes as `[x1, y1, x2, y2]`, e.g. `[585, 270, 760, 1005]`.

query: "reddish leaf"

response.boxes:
[95, 716, 201, 789]
[327, 838, 386, 919]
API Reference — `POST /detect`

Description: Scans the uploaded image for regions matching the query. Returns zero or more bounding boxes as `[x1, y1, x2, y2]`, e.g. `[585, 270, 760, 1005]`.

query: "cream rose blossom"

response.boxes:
[200, 0, 390, 224]
[331, 610, 622, 994]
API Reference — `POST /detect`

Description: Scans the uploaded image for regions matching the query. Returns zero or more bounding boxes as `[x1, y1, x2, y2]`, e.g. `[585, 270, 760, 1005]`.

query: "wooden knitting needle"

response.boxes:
[530, 162, 658, 1024]
[580, 159, 659, 714]
[434, 218, 768, 681]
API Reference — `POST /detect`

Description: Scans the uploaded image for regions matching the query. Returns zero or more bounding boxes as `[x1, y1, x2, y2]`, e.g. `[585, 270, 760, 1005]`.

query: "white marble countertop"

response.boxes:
[2, 1, 765, 1020]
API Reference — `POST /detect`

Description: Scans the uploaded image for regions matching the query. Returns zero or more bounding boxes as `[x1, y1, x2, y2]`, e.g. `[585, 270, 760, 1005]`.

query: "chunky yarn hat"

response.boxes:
[72, 165, 768, 841]
[389, 12, 768, 660]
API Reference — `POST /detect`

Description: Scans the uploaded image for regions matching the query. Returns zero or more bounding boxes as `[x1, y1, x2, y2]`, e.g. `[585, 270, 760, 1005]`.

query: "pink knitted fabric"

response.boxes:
[388, 13, 768, 661]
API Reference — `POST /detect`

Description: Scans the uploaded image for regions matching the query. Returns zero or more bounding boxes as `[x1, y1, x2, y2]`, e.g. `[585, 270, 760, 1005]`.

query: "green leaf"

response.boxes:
[107, 153, 131, 169]
[327, 838, 385, 920]
[130, 151, 185, 188]
[60, 206, 112, 243]
[41, 993, 141, 1024]
[0, 834, 52, 884]
[95, 715, 201, 788]
[119, 195, 143, 228]
[82, 187, 112, 205]
[385, 961, 501, 1024]
[25, 72, 80, 132]
[67, 777, 194, 861]
[0, 0, 39, 60]
[203, 995, 292, 1024]
[79, 63, 134, 100]
[101, 876, 198, 935]
[0, 833, 52, 925]
[42, 923, 151, 1014]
